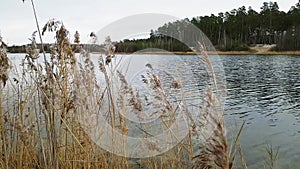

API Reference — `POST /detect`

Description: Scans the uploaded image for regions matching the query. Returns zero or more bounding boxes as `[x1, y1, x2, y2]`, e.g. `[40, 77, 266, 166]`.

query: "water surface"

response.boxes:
[7, 53, 300, 168]
[221, 55, 300, 168]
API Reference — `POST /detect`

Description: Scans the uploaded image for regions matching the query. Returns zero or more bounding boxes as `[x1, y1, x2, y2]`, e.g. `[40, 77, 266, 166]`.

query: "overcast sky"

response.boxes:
[0, 0, 298, 45]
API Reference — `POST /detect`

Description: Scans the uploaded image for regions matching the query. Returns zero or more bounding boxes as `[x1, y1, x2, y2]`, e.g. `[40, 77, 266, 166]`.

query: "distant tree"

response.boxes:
[74, 31, 80, 44]
[115, 1, 300, 52]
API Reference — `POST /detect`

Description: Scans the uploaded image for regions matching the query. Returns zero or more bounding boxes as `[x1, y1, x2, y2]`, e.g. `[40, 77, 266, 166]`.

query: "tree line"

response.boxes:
[7, 44, 104, 53]
[7, 1, 300, 53]
[116, 1, 300, 52]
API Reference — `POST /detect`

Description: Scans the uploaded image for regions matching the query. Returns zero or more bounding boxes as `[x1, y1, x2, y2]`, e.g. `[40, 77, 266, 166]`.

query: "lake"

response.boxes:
[222, 55, 300, 168]
[6, 53, 300, 168]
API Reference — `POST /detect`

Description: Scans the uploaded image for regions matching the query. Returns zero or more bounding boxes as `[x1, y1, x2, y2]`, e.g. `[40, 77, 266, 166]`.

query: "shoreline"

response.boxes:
[7, 51, 300, 56]
[99, 51, 300, 55]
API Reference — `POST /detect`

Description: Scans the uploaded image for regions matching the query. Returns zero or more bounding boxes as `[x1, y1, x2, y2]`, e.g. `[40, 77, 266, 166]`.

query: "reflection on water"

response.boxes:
[136, 54, 300, 168]
[7, 54, 300, 168]
[223, 55, 300, 121]
[221, 55, 300, 169]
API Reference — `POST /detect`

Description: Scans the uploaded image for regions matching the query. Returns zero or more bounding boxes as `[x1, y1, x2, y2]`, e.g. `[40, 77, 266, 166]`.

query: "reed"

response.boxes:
[0, 1, 249, 168]
[0, 36, 9, 87]
[264, 144, 279, 169]
[0, 28, 245, 169]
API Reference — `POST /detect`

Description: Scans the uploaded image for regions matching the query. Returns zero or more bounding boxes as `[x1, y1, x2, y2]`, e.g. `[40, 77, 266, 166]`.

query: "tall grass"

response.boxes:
[0, 29, 241, 168]
[0, 2, 249, 168]
[264, 144, 279, 169]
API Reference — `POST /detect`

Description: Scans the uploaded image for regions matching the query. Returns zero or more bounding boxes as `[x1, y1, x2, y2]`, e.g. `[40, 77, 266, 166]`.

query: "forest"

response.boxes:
[7, 1, 300, 53]
[115, 1, 300, 52]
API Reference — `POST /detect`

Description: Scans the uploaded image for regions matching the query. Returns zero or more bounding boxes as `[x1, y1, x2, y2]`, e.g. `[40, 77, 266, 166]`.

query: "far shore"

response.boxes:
[93, 51, 300, 55]
[7, 51, 300, 56]
[7, 43, 300, 55]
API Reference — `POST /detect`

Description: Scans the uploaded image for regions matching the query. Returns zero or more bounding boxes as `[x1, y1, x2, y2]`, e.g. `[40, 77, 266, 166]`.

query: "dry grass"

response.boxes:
[190, 44, 231, 169]
[0, 37, 9, 87]
[264, 144, 279, 169]
[0, 27, 242, 168]
[0, 1, 252, 168]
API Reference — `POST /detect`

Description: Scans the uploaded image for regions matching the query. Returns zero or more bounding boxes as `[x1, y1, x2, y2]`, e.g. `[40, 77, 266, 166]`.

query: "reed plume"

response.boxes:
[1, 1, 246, 166]
[191, 43, 231, 169]
[0, 36, 9, 87]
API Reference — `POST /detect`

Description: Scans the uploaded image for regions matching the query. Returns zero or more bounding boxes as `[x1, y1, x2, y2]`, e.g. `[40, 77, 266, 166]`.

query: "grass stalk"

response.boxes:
[0, 5, 251, 167]
[29, 0, 47, 64]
